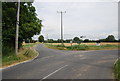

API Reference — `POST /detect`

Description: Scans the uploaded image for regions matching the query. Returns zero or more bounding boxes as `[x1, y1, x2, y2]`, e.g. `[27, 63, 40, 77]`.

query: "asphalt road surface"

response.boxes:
[2, 44, 118, 79]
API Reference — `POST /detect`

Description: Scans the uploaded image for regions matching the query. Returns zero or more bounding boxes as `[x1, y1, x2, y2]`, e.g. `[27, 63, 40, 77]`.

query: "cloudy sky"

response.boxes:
[32, 0, 118, 40]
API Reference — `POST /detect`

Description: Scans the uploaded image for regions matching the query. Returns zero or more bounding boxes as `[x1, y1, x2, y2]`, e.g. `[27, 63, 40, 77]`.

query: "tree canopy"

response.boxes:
[106, 35, 116, 42]
[73, 37, 80, 42]
[38, 35, 44, 42]
[2, 2, 42, 55]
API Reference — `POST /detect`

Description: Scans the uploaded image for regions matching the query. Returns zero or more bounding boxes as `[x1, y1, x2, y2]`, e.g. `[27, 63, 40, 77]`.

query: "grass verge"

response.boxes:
[114, 59, 120, 81]
[2, 43, 38, 68]
[22, 43, 38, 48]
[45, 44, 120, 51]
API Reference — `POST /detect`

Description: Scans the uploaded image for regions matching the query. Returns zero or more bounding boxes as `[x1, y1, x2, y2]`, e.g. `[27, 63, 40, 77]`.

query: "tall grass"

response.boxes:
[114, 59, 120, 80]
[2, 48, 37, 67]
[2, 43, 38, 68]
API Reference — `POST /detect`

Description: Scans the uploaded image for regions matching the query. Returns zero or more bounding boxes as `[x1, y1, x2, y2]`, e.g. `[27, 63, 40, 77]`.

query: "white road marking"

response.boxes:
[40, 65, 68, 81]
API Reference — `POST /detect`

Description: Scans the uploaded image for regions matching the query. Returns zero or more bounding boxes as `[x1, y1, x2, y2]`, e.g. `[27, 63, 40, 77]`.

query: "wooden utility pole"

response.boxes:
[15, 0, 20, 54]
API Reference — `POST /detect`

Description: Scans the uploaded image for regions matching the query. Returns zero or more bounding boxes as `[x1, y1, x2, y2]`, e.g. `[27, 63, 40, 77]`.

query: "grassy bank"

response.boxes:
[114, 59, 120, 80]
[45, 44, 120, 51]
[2, 43, 38, 68]
[22, 43, 38, 48]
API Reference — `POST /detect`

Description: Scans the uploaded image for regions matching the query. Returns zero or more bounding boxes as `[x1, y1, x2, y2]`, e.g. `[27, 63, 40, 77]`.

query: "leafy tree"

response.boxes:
[106, 35, 116, 42]
[48, 39, 54, 43]
[2, 2, 42, 55]
[84, 39, 89, 42]
[38, 35, 44, 42]
[73, 37, 83, 43]
[65, 39, 72, 43]
[99, 39, 106, 42]
[73, 37, 80, 42]
[57, 39, 61, 43]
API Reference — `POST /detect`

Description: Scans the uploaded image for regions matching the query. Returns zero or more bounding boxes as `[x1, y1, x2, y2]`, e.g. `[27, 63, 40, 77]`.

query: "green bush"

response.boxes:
[114, 59, 120, 80]
[56, 45, 65, 47]
[66, 45, 89, 50]
[2, 45, 15, 56]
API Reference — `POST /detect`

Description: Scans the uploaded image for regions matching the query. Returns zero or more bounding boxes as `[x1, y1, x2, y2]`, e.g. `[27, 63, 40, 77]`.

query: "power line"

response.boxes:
[57, 11, 66, 45]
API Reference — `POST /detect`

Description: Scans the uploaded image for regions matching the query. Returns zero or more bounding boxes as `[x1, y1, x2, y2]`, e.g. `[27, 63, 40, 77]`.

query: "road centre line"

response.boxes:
[40, 65, 68, 81]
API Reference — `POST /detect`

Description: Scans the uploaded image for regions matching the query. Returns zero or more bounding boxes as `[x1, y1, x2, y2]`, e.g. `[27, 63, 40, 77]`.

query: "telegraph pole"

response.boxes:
[57, 11, 66, 45]
[47, 34, 48, 43]
[15, 0, 20, 54]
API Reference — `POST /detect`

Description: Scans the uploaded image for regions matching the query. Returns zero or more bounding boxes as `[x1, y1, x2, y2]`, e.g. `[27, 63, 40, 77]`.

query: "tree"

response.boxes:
[106, 35, 116, 42]
[65, 39, 72, 43]
[2, 2, 42, 55]
[48, 39, 54, 43]
[84, 39, 89, 42]
[38, 35, 44, 42]
[73, 37, 83, 43]
[73, 37, 80, 42]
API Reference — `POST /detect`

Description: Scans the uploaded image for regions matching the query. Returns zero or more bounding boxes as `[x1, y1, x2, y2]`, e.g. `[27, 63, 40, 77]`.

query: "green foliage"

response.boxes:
[38, 35, 44, 42]
[65, 39, 72, 43]
[66, 45, 88, 50]
[84, 39, 89, 42]
[48, 39, 54, 43]
[106, 35, 116, 42]
[73, 37, 80, 42]
[2, 2, 42, 55]
[2, 48, 38, 66]
[99, 35, 116, 42]
[73, 37, 82, 43]
[23, 43, 37, 48]
[45, 44, 119, 51]
[114, 59, 120, 80]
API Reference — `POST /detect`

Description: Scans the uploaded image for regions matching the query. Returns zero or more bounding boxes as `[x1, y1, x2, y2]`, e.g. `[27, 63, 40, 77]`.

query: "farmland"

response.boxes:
[47, 42, 119, 46]
[45, 42, 120, 51]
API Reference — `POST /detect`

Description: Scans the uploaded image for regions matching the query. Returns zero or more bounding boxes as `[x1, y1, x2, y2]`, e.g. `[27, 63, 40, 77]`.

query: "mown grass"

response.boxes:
[114, 59, 120, 81]
[2, 43, 38, 68]
[45, 44, 120, 51]
[22, 43, 38, 48]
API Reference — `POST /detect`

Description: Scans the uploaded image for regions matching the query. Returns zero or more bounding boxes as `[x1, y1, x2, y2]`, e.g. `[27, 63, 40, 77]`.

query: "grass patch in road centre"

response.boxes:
[45, 44, 119, 51]
[114, 59, 120, 80]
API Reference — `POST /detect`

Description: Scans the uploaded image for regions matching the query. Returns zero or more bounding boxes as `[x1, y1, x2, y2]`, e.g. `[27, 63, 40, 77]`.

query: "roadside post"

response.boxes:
[70, 41, 72, 47]
[96, 41, 101, 46]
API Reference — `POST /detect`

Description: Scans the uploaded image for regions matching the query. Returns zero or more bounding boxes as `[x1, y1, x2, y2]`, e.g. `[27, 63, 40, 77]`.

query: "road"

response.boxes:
[2, 44, 118, 80]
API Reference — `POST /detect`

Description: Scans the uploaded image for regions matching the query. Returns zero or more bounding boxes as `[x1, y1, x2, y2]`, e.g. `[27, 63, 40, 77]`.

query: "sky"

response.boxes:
[32, 0, 119, 40]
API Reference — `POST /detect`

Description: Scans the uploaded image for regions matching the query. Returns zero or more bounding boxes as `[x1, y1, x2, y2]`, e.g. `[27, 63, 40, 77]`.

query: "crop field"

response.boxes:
[47, 42, 119, 46]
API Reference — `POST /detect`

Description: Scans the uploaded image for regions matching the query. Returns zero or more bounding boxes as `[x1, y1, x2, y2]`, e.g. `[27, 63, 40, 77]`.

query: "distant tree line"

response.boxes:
[36, 35, 120, 43]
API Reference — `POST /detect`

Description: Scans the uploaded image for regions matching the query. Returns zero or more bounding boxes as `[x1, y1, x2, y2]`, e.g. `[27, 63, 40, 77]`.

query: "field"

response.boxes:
[47, 42, 119, 46]
[45, 42, 120, 51]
